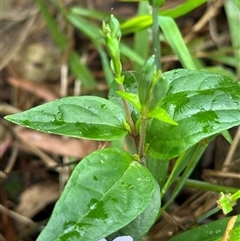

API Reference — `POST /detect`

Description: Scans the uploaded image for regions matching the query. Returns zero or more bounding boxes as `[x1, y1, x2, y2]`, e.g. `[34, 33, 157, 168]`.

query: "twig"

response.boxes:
[221, 215, 237, 241]
[0, 204, 36, 226]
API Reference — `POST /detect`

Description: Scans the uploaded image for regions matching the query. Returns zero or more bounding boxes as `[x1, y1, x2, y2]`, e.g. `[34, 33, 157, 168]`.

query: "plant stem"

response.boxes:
[179, 179, 239, 194]
[152, 7, 161, 70]
[138, 116, 147, 162]
[118, 83, 137, 137]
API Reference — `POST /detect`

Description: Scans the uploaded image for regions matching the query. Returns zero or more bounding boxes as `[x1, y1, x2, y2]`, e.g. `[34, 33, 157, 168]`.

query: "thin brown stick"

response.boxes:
[221, 215, 237, 241]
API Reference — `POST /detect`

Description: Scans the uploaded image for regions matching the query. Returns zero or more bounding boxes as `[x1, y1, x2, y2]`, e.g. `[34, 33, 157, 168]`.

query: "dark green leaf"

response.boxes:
[5, 96, 128, 141]
[36, 147, 156, 241]
[146, 155, 169, 188]
[107, 180, 160, 241]
[168, 215, 240, 241]
[146, 69, 240, 160]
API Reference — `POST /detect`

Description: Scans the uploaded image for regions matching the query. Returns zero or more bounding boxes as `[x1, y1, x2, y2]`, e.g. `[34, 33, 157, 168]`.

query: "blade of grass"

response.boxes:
[160, 0, 207, 19]
[158, 16, 196, 70]
[120, 43, 145, 66]
[35, 0, 66, 48]
[36, 0, 96, 86]
[209, 55, 239, 68]
[159, 135, 216, 216]
[233, 0, 240, 8]
[152, 7, 161, 69]
[97, 45, 114, 85]
[66, 12, 102, 40]
[133, 2, 150, 70]
[67, 11, 145, 71]
[121, 15, 152, 35]
[161, 145, 199, 197]
[202, 66, 236, 81]
[66, 12, 116, 85]
[224, 0, 240, 78]
[121, 0, 207, 35]
[69, 7, 109, 20]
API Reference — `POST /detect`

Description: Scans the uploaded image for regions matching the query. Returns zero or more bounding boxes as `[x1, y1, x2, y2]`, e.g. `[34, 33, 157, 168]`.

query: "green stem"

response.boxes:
[118, 83, 137, 137]
[152, 7, 161, 70]
[231, 190, 240, 202]
[138, 116, 147, 162]
[137, 76, 156, 162]
[179, 179, 239, 194]
[196, 206, 220, 224]
[138, 7, 161, 159]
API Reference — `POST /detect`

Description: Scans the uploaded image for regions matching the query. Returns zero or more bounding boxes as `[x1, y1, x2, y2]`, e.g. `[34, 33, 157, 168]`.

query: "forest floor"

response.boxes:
[1, 0, 239, 241]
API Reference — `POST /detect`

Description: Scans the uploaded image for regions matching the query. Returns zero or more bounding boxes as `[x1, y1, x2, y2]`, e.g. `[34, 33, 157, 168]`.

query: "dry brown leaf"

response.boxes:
[15, 128, 98, 158]
[8, 77, 59, 101]
[16, 181, 59, 219]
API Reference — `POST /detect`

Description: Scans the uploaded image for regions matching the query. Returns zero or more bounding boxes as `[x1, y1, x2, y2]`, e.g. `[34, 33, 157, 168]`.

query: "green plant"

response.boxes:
[5, 0, 240, 240]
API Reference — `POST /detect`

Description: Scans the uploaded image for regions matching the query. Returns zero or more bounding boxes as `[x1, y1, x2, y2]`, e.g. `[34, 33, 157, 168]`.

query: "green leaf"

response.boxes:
[116, 91, 141, 111]
[36, 147, 156, 241]
[221, 130, 233, 144]
[168, 215, 240, 241]
[160, 136, 215, 215]
[121, 15, 152, 35]
[161, 0, 207, 19]
[120, 1, 207, 34]
[161, 143, 204, 197]
[146, 69, 240, 160]
[107, 180, 160, 241]
[146, 155, 169, 188]
[148, 107, 177, 125]
[5, 96, 128, 141]
[108, 71, 138, 112]
[228, 225, 240, 241]
[158, 16, 196, 70]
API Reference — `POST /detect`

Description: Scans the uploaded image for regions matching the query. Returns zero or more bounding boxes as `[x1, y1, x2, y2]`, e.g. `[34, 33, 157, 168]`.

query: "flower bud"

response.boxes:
[138, 56, 156, 107]
[105, 37, 122, 77]
[102, 20, 111, 37]
[149, 74, 169, 111]
[102, 15, 122, 81]
[122, 120, 131, 134]
[107, 15, 121, 40]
